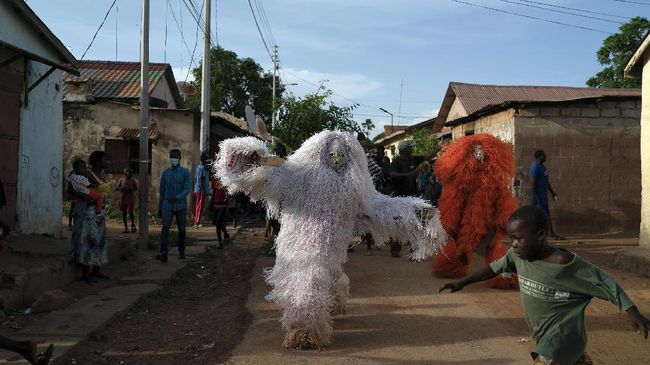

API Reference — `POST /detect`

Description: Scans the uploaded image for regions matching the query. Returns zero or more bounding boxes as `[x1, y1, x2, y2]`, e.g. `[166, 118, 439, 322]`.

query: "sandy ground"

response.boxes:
[228, 238, 650, 365]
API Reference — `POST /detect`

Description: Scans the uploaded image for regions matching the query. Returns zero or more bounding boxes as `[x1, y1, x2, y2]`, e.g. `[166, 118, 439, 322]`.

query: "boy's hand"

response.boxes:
[626, 306, 649, 339]
[438, 281, 464, 293]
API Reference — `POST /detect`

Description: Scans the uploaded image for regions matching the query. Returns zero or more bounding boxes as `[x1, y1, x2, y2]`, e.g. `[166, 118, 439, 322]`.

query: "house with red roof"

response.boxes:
[431, 82, 642, 234]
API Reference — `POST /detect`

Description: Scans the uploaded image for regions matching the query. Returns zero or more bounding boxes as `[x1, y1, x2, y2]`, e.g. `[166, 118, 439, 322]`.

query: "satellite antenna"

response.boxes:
[176, 81, 197, 98]
[245, 105, 258, 134]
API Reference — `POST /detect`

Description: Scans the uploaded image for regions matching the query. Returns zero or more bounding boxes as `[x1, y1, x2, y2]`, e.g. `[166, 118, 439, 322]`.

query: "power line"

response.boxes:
[184, 0, 203, 84]
[247, 0, 273, 60]
[254, 0, 276, 47]
[354, 113, 431, 119]
[188, 0, 218, 47]
[451, 0, 613, 34]
[516, 0, 629, 19]
[80, 0, 119, 60]
[614, 0, 650, 5]
[497, 0, 623, 24]
[167, 0, 194, 55]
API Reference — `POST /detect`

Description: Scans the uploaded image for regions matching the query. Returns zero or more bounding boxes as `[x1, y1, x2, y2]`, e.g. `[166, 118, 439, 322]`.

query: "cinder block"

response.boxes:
[518, 108, 539, 117]
[561, 107, 581, 117]
[622, 108, 641, 118]
[580, 108, 600, 117]
[618, 100, 638, 109]
[598, 101, 618, 109]
[539, 106, 561, 117]
[601, 108, 621, 117]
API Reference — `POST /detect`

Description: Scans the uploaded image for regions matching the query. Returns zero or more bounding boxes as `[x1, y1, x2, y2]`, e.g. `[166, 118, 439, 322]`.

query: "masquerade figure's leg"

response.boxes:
[280, 268, 335, 350]
[331, 271, 349, 316]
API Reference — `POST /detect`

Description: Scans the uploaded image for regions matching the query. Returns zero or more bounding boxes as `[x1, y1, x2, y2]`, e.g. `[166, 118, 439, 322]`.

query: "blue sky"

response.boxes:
[27, 0, 649, 137]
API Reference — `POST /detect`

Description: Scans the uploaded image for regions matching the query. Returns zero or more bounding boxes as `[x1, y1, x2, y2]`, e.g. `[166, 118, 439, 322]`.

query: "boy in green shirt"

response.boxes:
[439, 206, 649, 365]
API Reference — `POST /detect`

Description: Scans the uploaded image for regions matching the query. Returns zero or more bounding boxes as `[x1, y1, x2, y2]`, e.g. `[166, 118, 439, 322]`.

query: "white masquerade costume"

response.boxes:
[214, 130, 446, 349]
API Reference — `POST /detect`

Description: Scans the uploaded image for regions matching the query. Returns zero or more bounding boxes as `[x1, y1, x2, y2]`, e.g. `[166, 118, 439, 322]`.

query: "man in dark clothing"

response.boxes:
[388, 140, 428, 257]
[391, 140, 426, 197]
[530, 150, 564, 240]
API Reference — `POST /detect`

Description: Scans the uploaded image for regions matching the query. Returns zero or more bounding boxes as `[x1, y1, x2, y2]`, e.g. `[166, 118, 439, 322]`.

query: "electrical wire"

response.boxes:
[254, 0, 276, 47]
[247, 0, 273, 61]
[496, 0, 623, 24]
[516, 0, 629, 19]
[613, 0, 650, 5]
[184, 0, 204, 84]
[451, 0, 613, 34]
[167, 0, 195, 55]
[80, 0, 119, 60]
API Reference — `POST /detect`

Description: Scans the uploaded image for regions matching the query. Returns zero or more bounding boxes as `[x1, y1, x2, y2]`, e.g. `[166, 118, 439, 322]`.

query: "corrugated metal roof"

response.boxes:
[450, 82, 641, 115]
[63, 61, 177, 103]
[116, 128, 160, 139]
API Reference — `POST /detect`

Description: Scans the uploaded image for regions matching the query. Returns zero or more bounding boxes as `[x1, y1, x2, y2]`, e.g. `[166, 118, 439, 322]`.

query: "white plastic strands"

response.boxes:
[214, 130, 448, 349]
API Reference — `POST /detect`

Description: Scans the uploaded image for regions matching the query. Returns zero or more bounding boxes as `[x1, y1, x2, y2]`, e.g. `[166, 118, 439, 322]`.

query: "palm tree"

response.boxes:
[362, 118, 375, 137]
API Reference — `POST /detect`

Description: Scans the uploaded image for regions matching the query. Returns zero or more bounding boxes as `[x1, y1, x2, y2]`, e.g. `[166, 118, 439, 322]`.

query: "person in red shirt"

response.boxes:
[209, 174, 230, 249]
[116, 169, 138, 233]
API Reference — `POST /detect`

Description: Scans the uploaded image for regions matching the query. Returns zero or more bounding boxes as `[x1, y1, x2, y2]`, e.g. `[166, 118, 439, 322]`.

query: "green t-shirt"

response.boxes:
[490, 247, 635, 365]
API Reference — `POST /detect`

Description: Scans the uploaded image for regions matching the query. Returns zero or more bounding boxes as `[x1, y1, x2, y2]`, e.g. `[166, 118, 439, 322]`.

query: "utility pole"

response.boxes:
[138, 0, 150, 250]
[271, 45, 278, 132]
[199, 0, 211, 153]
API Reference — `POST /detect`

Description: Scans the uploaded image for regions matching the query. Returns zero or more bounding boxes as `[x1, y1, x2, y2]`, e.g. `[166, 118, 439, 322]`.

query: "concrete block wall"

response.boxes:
[513, 99, 641, 234]
[451, 109, 516, 142]
[63, 102, 200, 213]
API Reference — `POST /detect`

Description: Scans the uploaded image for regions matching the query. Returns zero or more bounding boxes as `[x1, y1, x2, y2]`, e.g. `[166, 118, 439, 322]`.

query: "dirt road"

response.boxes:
[228, 239, 650, 365]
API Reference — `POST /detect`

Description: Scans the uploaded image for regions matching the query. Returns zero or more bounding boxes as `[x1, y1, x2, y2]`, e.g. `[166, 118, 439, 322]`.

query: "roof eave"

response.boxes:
[625, 31, 650, 79]
[6, 0, 78, 72]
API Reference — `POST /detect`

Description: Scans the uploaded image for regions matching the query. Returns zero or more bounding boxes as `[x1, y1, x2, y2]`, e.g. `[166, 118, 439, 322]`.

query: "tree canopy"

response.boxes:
[408, 127, 438, 157]
[274, 90, 360, 151]
[186, 46, 281, 123]
[587, 17, 650, 88]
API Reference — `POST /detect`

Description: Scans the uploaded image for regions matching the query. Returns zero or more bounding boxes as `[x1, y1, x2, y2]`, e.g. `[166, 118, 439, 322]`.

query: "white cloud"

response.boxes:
[281, 67, 383, 103]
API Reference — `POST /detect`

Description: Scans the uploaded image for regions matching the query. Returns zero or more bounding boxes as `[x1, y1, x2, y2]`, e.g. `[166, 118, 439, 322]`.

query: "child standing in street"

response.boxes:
[116, 169, 138, 233]
[439, 206, 649, 365]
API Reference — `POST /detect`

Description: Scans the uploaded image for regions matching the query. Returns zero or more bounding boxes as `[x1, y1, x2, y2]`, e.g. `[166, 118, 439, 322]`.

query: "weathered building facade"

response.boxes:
[63, 61, 253, 212]
[434, 82, 641, 234]
[0, 0, 77, 237]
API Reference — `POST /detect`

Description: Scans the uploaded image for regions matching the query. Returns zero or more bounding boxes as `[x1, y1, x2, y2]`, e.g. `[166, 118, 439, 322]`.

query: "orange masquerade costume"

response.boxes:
[433, 134, 518, 288]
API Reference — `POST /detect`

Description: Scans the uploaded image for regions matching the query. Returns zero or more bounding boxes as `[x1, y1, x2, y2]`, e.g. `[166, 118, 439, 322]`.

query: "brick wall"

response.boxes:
[514, 99, 641, 234]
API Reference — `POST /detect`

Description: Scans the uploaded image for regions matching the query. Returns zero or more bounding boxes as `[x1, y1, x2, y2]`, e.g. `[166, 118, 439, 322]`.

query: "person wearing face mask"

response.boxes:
[157, 149, 191, 262]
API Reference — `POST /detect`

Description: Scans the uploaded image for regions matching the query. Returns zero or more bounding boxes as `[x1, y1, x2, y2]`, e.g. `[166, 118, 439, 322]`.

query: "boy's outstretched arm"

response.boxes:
[438, 265, 498, 293]
[626, 306, 649, 339]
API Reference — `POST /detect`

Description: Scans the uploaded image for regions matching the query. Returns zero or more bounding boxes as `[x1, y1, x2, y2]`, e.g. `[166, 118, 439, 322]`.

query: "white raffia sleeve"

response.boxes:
[356, 193, 448, 261]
